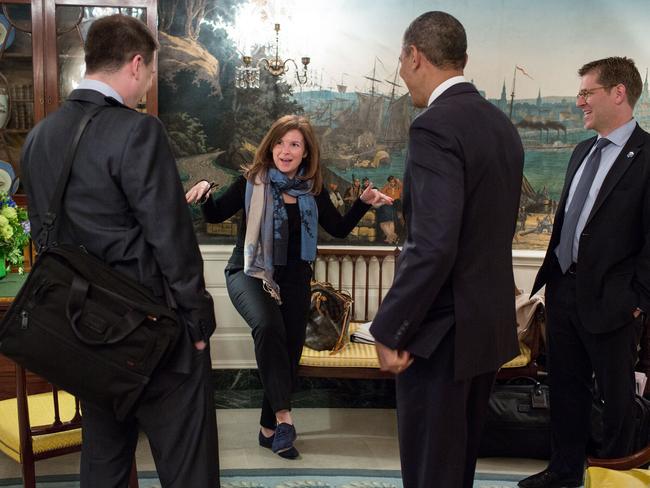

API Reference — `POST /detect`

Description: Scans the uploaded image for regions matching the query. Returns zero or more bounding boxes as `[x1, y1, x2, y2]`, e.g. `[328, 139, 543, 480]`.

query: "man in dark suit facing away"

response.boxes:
[20, 15, 219, 488]
[519, 58, 650, 488]
[369, 11, 524, 488]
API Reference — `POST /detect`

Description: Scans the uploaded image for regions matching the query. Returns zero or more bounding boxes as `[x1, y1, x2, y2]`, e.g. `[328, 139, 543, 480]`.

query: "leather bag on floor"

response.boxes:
[478, 377, 551, 459]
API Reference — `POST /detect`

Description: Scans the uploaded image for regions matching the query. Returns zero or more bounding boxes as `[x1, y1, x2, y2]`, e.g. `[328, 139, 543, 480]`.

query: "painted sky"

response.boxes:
[222, 0, 650, 100]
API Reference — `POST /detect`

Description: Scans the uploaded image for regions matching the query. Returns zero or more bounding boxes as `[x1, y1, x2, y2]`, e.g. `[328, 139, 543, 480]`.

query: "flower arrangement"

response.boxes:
[0, 192, 30, 274]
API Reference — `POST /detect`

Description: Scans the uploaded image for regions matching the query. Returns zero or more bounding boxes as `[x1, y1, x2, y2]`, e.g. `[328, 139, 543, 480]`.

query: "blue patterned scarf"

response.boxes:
[244, 168, 318, 303]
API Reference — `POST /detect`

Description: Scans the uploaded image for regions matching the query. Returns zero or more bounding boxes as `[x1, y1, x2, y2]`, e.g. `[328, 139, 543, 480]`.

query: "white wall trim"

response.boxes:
[201, 244, 546, 368]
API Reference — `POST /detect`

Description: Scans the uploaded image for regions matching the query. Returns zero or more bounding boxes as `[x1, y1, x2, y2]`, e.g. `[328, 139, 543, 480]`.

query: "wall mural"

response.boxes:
[157, 0, 650, 250]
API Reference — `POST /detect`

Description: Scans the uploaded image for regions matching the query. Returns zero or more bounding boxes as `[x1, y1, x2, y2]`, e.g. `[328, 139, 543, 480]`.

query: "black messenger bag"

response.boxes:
[478, 377, 551, 459]
[0, 105, 182, 421]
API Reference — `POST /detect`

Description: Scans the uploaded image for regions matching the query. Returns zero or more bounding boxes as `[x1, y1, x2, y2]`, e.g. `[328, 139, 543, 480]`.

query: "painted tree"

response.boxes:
[158, 0, 305, 169]
[158, 0, 237, 38]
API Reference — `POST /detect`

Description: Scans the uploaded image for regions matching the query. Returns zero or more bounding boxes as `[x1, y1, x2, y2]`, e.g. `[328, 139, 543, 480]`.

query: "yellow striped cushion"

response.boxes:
[585, 467, 650, 487]
[0, 392, 81, 463]
[300, 341, 381, 368]
[300, 323, 533, 370]
[301, 323, 378, 367]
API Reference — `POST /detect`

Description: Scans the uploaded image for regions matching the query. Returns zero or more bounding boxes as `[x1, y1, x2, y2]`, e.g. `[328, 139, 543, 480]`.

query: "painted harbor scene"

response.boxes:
[155, 0, 650, 250]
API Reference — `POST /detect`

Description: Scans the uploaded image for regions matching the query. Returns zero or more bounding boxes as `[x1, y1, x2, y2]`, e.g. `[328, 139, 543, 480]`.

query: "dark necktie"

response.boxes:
[556, 137, 611, 273]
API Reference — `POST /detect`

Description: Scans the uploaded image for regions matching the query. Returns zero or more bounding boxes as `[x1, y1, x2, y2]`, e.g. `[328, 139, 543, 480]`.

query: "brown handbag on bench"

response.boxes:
[305, 280, 352, 352]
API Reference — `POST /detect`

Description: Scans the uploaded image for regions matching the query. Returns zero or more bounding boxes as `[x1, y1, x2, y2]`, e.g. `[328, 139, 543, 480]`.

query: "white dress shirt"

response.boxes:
[427, 75, 467, 106]
[77, 79, 124, 104]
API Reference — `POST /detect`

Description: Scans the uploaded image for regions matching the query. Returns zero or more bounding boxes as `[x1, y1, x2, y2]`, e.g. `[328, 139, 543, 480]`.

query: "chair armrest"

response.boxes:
[587, 446, 650, 471]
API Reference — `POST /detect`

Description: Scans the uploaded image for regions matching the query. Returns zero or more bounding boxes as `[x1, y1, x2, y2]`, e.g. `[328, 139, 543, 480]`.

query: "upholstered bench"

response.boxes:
[298, 247, 545, 381]
[299, 323, 389, 379]
[299, 323, 537, 379]
[298, 248, 399, 379]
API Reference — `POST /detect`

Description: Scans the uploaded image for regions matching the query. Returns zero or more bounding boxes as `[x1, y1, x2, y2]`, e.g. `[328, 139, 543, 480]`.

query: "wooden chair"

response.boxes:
[587, 447, 650, 471]
[584, 448, 650, 487]
[0, 356, 139, 488]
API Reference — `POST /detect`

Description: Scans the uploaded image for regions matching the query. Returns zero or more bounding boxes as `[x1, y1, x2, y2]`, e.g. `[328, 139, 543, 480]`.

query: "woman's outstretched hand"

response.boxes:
[360, 182, 394, 208]
[186, 180, 216, 204]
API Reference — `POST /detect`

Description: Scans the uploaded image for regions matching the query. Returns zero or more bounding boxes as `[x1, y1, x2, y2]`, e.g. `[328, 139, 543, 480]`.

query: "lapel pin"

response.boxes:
[627, 151, 635, 158]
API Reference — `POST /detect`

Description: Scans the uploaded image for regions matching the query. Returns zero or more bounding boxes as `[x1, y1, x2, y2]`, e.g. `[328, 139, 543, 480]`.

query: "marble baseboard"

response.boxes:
[212, 369, 396, 409]
[213, 368, 263, 390]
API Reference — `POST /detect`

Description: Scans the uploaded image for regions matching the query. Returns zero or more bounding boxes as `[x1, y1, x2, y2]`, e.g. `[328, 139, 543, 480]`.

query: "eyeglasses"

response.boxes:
[576, 85, 614, 101]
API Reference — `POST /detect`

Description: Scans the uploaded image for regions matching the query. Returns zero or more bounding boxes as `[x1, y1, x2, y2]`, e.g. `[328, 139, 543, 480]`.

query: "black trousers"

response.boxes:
[80, 348, 219, 488]
[226, 262, 312, 429]
[396, 328, 496, 488]
[545, 267, 643, 478]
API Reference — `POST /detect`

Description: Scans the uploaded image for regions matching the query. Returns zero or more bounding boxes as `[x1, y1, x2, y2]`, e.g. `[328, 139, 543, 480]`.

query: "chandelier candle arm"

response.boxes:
[234, 23, 311, 89]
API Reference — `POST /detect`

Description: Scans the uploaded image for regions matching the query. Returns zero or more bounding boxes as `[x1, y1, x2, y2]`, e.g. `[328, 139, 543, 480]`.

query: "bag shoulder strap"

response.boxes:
[38, 104, 106, 250]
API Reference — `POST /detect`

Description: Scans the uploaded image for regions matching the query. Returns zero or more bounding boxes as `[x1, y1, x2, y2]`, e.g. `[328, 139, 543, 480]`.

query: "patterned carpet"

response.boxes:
[0, 469, 537, 487]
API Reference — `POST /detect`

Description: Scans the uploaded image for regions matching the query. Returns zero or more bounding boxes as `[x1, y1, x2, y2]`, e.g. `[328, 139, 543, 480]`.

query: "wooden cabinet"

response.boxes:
[0, 1, 42, 189]
[0, 0, 158, 192]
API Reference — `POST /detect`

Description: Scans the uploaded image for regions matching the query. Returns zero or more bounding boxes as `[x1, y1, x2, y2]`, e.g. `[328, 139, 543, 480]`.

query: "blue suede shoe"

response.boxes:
[259, 429, 299, 459]
[272, 423, 298, 457]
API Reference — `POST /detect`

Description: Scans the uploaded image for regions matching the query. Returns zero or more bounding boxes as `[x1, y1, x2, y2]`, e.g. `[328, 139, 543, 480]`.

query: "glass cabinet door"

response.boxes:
[0, 1, 40, 193]
[44, 0, 158, 116]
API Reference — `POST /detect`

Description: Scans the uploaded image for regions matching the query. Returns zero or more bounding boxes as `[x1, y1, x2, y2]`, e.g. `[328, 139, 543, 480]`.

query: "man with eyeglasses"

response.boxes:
[520, 57, 650, 488]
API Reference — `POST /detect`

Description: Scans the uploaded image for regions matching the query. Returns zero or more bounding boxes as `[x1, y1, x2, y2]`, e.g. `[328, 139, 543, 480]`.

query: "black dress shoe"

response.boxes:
[518, 469, 582, 488]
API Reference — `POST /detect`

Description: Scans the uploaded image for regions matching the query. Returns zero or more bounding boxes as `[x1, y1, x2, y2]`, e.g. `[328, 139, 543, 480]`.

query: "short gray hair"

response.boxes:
[403, 11, 467, 70]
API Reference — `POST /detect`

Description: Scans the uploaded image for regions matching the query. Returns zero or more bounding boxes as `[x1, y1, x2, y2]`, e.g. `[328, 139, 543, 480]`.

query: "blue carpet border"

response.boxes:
[0, 469, 526, 486]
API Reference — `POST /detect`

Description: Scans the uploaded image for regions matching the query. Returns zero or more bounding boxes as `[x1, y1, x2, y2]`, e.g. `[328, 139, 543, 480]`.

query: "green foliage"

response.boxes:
[160, 112, 209, 157]
[0, 193, 30, 273]
[159, 69, 219, 153]
[158, 0, 239, 37]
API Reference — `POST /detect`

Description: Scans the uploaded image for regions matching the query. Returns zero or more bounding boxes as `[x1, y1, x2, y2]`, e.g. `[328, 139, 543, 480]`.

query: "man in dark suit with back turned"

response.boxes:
[369, 11, 524, 488]
[20, 15, 219, 488]
[519, 58, 650, 488]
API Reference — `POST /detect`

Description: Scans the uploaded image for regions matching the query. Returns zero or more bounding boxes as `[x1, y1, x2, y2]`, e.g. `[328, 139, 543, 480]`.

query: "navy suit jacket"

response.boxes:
[370, 82, 524, 380]
[532, 124, 650, 333]
[20, 89, 216, 372]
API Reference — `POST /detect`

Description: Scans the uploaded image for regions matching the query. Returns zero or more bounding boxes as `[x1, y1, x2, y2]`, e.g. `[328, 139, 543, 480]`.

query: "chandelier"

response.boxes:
[235, 23, 310, 89]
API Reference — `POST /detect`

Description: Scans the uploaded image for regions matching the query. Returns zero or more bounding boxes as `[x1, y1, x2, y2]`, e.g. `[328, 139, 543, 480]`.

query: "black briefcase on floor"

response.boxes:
[0, 106, 181, 420]
[479, 377, 551, 459]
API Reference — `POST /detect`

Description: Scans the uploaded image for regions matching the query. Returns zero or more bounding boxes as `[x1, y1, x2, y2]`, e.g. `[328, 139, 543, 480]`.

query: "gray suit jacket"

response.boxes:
[20, 89, 216, 372]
